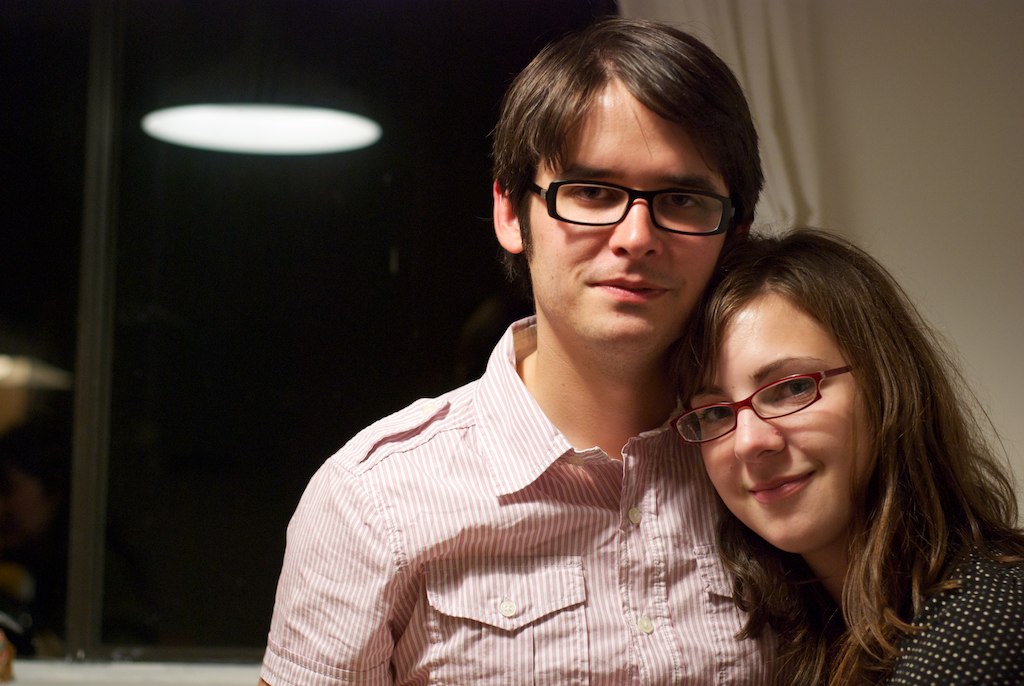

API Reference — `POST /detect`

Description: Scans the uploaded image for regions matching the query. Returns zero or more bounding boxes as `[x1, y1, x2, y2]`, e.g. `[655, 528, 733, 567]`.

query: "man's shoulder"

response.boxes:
[330, 381, 480, 472]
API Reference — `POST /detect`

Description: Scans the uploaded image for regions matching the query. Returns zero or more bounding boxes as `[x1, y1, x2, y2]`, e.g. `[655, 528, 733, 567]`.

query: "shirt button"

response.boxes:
[637, 616, 655, 634]
[627, 506, 642, 525]
[498, 599, 517, 618]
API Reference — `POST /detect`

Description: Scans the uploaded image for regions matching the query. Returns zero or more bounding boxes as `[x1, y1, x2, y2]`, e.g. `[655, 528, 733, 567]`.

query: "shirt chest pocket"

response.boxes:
[423, 555, 589, 685]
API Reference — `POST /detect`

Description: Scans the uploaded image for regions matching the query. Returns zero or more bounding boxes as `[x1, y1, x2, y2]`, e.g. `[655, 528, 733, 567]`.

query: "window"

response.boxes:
[2, 0, 615, 663]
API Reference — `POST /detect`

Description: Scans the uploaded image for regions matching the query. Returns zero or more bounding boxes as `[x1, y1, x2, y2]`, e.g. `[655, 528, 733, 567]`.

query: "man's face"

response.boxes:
[496, 80, 728, 364]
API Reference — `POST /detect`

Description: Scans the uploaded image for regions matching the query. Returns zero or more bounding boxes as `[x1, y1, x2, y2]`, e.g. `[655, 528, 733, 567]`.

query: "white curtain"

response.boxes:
[618, 0, 821, 233]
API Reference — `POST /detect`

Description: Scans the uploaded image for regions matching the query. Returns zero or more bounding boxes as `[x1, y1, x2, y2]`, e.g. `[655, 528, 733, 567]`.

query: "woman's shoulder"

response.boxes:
[961, 551, 1024, 584]
[886, 554, 1024, 685]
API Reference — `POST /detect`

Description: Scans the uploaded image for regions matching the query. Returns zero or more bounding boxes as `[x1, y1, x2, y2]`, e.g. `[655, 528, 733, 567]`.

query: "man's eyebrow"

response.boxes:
[556, 164, 613, 180]
[663, 174, 720, 192]
[556, 164, 720, 191]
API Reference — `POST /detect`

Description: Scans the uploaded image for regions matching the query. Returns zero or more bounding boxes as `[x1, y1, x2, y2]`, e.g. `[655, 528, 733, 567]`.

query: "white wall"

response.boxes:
[809, 0, 1024, 502]
[622, 0, 1024, 505]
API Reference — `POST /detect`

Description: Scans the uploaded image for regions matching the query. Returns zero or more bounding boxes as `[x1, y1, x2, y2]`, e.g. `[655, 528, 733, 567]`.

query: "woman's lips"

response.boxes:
[749, 472, 813, 504]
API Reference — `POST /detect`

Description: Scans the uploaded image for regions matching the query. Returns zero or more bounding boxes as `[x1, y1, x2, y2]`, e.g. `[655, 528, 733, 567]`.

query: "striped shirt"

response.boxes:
[261, 319, 769, 685]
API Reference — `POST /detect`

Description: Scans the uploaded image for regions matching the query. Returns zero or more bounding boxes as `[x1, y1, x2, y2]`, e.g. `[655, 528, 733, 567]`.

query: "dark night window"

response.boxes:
[1, 0, 615, 663]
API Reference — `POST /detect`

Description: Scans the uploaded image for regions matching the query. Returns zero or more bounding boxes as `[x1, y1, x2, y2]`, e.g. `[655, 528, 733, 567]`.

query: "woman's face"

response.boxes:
[691, 293, 871, 589]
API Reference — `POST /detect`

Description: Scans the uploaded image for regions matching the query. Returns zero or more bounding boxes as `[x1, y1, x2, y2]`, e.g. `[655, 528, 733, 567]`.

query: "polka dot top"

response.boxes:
[885, 554, 1024, 685]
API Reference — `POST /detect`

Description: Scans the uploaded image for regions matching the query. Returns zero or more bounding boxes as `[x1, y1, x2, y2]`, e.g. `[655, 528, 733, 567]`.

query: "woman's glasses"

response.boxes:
[673, 367, 852, 443]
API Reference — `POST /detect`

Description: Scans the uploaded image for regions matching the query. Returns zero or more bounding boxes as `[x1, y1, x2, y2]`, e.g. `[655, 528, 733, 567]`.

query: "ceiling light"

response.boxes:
[141, 103, 381, 155]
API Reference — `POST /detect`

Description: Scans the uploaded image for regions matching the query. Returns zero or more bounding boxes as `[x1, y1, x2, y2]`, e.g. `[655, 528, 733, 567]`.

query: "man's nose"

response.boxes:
[608, 200, 662, 256]
[732, 408, 785, 463]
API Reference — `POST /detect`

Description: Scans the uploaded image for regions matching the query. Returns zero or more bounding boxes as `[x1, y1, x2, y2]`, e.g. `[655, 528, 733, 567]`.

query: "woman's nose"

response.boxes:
[731, 408, 785, 462]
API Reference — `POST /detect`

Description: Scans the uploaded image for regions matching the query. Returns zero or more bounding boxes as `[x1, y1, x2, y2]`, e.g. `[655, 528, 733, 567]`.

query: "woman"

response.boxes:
[673, 229, 1024, 684]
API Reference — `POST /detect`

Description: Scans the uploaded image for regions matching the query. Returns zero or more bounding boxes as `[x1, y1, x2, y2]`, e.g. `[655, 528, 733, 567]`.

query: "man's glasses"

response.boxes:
[673, 367, 853, 443]
[529, 180, 734, 235]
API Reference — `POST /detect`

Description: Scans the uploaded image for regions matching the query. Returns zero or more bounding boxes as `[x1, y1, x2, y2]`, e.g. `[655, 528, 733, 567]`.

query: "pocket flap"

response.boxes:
[694, 543, 735, 598]
[426, 555, 585, 632]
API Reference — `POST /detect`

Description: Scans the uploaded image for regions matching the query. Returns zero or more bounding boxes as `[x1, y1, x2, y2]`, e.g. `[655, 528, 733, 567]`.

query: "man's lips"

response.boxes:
[749, 472, 813, 503]
[593, 278, 668, 299]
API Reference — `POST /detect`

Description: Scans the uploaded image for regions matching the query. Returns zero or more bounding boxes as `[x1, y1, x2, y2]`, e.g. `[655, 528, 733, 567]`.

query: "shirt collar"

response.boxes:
[474, 317, 684, 496]
[474, 317, 578, 496]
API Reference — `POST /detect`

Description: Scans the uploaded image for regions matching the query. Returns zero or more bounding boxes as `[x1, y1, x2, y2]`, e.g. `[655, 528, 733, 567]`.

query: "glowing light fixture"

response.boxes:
[0, 355, 73, 390]
[142, 103, 381, 155]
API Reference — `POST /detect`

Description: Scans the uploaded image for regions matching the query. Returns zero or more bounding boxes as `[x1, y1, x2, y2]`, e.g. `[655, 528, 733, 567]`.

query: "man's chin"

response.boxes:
[587, 320, 680, 355]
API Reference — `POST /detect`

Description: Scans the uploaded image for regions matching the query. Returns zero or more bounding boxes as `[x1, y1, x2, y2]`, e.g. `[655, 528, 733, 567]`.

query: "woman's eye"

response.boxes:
[766, 378, 815, 403]
[697, 405, 732, 425]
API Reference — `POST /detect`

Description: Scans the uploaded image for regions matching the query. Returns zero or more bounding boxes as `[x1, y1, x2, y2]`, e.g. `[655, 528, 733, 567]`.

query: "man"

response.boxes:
[260, 17, 768, 685]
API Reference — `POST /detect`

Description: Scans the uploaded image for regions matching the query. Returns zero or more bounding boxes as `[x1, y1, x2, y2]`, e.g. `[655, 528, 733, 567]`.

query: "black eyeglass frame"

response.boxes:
[673, 366, 853, 444]
[528, 180, 735, 236]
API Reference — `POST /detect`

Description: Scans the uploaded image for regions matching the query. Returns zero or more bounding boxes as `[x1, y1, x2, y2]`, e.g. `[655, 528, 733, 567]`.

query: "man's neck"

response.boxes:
[516, 330, 676, 460]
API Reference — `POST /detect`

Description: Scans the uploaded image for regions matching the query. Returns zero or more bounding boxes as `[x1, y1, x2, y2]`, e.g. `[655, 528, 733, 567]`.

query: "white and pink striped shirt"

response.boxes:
[261, 319, 770, 685]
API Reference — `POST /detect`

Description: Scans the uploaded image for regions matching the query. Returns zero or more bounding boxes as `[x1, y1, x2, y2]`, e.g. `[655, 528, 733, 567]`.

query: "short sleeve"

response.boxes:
[261, 459, 398, 686]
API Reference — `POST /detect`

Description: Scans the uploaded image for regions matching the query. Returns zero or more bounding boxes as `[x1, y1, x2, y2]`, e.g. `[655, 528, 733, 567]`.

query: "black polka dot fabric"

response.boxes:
[885, 555, 1024, 685]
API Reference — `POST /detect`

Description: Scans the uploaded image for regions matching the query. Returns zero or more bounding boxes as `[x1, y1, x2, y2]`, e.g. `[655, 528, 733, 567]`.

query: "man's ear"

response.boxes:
[493, 181, 524, 254]
[730, 221, 751, 240]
